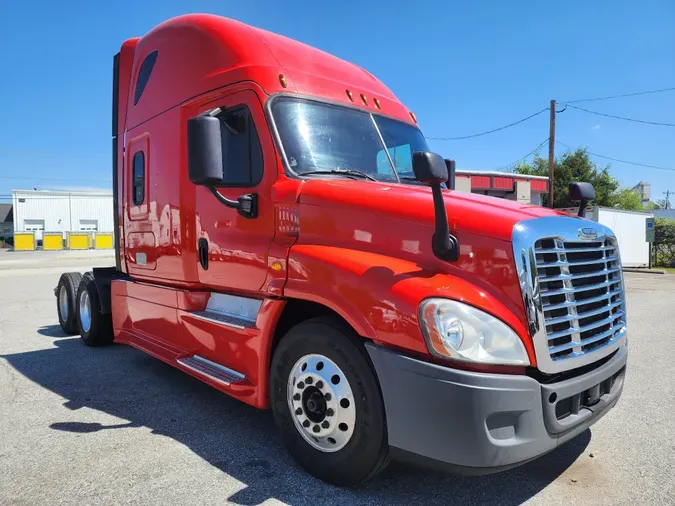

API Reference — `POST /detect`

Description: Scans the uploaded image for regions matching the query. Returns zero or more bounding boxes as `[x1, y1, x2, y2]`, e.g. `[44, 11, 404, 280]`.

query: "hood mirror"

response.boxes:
[569, 182, 595, 218]
[444, 159, 456, 190]
[413, 152, 459, 262]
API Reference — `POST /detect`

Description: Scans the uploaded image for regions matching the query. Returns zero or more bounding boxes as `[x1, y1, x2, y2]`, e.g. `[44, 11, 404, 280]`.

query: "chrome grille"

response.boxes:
[535, 236, 626, 363]
[513, 216, 628, 374]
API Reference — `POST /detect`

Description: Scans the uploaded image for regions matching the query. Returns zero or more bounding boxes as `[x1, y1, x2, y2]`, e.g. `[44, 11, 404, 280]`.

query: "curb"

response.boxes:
[622, 268, 666, 275]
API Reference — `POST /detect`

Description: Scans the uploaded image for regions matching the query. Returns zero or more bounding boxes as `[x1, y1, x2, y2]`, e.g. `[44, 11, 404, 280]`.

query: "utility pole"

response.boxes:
[548, 99, 556, 208]
[663, 190, 672, 209]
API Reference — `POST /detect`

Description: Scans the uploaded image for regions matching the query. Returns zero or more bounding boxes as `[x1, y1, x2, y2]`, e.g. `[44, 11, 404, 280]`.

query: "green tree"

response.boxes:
[654, 218, 675, 267]
[609, 188, 643, 211]
[513, 147, 620, 208]
[644, 201, 661, 211]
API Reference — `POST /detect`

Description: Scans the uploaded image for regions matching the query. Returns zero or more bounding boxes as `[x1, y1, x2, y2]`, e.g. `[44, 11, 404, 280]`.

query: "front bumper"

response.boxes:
[365, 343, 627, 474]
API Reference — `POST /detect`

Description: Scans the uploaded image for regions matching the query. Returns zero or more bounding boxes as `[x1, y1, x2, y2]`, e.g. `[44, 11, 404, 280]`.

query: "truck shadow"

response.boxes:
[2, 334, 590, 506]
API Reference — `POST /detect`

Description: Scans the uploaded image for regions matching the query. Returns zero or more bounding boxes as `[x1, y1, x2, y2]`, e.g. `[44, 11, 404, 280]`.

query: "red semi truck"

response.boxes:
[54, 14, 627, 486]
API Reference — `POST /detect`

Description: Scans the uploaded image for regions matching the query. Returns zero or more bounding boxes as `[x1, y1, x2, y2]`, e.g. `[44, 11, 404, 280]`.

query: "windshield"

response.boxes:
[271, 97, 430, 182]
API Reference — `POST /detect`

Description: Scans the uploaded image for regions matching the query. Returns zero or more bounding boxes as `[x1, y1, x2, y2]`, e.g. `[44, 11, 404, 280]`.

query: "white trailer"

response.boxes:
[556, 207, 652, 267]
[587, 207, 652, 267]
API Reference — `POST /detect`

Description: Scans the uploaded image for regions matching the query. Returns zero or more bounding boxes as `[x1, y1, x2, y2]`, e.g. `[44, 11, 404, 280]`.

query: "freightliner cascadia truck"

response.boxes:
[54, 14, 627, 486]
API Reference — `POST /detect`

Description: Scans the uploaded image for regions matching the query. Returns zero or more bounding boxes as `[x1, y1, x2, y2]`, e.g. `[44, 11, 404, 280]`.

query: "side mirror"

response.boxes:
[444, 159, 456, 190]
[569, 182, 595, 218]
[186, 110, 258, 219]
[187, 114, 224, 185]
[412, 152, 448, 184]
[412, 152, 459, 262]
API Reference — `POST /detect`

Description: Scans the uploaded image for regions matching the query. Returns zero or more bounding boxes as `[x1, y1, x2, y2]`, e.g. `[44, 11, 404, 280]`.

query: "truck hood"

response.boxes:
[297, 179, 561, 242]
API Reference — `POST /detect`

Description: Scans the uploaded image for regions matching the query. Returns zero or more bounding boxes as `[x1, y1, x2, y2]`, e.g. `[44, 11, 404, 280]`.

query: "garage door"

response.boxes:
[79, 219, 98, 232]
[24, 219, 45, 241]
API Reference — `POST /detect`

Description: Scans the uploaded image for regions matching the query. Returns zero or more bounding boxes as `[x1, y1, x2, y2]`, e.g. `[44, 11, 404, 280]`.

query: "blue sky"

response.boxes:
[1, 0, 673, 204]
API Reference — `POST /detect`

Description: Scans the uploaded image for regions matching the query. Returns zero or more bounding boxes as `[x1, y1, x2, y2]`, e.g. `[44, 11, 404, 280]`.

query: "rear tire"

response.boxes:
[76, 272, 113, 347]
[56, 272, 82, 334]
[270, 317, 389, 486]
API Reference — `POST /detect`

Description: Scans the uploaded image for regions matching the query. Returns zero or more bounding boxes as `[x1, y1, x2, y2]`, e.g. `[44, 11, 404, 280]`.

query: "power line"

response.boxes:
[501, 138, 549, 170]
[556, 141, 675, 171]
[0, 197, 111, 201]
[566, 86, 675, 104]
[566, 104, 675, 127]
[0, 196, 111, 199]
[427, 108, 548, 140]
[0, 175, 111, 182]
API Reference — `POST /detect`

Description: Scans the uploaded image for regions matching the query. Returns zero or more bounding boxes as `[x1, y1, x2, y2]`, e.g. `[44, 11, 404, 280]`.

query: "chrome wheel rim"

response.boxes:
[58, 285, 69, 322]
[287, 354, 356, 452]
[79, 290, 92, 333]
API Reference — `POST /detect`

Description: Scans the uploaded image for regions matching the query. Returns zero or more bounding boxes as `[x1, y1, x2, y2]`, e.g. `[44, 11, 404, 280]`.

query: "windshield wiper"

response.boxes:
[299, 169, 378, 182]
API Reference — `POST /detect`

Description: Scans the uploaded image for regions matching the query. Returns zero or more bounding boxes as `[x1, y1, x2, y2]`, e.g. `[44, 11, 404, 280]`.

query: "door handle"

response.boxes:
[198, 238, 208, 270]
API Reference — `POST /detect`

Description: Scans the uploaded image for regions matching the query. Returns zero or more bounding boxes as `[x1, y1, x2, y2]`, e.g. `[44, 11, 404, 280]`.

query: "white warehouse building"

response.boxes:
[12, 189, 113, 241]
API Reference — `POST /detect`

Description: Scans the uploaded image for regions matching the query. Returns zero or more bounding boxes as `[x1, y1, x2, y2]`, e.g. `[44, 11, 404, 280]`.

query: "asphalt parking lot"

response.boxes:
[1, 253, 674, 505]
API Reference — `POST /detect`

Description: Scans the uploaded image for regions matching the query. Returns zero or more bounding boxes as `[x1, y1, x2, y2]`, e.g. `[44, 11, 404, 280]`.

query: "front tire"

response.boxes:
[76, 272, 113, 347]
[270, 317, 389, 486]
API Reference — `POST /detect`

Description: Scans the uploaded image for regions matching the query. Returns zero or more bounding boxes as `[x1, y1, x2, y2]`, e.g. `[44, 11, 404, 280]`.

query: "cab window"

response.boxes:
[218, 106, 263, 187]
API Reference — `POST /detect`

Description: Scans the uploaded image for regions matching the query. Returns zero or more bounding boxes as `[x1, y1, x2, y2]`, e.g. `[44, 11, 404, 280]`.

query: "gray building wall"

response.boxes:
[0, 204, 12, 235]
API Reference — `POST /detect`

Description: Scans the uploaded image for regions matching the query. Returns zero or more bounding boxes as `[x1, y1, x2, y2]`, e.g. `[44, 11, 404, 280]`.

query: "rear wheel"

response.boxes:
[76, 272, 113, 347]
[56, 272, 82, 334]
[270, 317, 389, 486]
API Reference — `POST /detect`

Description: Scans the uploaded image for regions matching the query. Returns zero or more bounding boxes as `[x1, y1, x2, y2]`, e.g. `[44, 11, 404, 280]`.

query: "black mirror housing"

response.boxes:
[413, 152, 448, 184]
[187, 115, 224, 185]
[569, 182, 595, 218]
[444, 159, 456, 190]
[569, 182, 595, 202]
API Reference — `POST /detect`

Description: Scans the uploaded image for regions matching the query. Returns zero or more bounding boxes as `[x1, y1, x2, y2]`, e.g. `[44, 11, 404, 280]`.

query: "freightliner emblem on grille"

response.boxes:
[578, 228, 598, 240]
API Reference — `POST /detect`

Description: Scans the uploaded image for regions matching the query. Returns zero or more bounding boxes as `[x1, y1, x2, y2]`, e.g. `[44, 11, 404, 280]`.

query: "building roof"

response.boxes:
[456, 169, 550, 181]
[12, 189, 112, 197]
[0, 204, 12, 223]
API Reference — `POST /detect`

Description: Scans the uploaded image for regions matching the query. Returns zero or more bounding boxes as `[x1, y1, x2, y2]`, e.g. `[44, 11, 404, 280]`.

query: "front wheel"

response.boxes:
[270, 317, 389, 486]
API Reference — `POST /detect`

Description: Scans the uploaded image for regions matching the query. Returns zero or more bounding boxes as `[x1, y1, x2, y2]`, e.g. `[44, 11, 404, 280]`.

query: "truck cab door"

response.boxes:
[194, 89, 277, 294]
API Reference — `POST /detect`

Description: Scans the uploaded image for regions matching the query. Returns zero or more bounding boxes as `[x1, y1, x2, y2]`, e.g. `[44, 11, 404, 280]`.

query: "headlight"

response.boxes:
[419, 298, 530, 366]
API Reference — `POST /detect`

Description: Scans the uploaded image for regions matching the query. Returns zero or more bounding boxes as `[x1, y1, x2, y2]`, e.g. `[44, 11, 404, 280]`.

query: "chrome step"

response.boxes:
[177, 355, 245, 386]
[190, 310, 256, 329]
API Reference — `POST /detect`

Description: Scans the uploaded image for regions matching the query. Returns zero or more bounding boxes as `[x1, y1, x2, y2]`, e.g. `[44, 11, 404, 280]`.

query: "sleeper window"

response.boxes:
[134, 50, 158, 105]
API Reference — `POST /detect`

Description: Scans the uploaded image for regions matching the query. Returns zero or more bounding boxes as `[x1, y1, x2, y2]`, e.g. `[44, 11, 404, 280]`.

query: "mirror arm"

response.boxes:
[578, 199, 588, 218]
[430, 183, 459, 261]
[208, 187, 258, 219]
